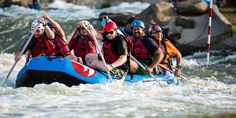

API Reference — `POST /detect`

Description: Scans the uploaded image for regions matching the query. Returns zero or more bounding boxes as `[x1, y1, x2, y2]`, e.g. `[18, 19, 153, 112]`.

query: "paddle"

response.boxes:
[88, 29, 113, 83]
[130, 55, 162, 87]
[1, 24, 40, 87]
[70, 27, 79, 42]
[158, 64, 188, 81]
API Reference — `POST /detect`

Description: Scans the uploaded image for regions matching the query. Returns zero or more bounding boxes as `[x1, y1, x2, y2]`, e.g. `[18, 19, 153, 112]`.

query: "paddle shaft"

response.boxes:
[1, 24, 39, 87]
[158, 64, 187, 81]
[1, 60, 18, 86]
[130, 55, 162, 87]
[90, 31, 113, 83]
[70, 27, 79, 41]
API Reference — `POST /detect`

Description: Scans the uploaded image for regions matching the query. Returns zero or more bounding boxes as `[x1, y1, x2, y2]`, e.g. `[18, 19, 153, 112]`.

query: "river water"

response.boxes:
[0, 0, 236, 118]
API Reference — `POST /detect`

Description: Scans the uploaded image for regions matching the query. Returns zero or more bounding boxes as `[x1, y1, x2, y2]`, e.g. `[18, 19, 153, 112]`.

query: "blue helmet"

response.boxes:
[101, 16, 113, 27]
[130, 20, 145, 29]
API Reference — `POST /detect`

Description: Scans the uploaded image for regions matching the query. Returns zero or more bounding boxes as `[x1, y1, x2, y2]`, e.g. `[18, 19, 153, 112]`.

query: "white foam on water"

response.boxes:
[103, 2, 150, 14]
[0, 2, 150, 20]
[0, 75, 235, 117]
[48, 0, 84, 9]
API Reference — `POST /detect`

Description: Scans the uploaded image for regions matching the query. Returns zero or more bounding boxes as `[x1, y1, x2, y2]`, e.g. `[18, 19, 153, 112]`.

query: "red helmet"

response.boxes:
[149, 25, 162, 33]
[103, 21, 117, 33]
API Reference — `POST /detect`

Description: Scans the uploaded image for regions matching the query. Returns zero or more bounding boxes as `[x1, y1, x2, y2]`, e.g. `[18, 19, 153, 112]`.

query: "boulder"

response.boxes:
[133, 2, 232, 55]
[175, 16, 195, 28]
[168, 26, 183, 41]
[135, 1, 177, 26]
[175, 0, 208, 16]
[99, 12, 136, 26]
[175, 5, 232, 55]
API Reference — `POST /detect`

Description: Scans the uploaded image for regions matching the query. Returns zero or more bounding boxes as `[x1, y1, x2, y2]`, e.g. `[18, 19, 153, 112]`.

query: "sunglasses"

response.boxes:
[80, 27, 85, 30]
[104, 30, 115, 35]
[150, 31, 161, 34]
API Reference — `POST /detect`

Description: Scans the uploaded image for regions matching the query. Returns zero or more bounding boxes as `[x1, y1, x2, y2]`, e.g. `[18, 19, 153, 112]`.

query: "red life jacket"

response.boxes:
[31, 36, 55, 57]
[132, 37, 148, 61]
[102, 40, 119, 64]
[73, 35, 96, 59]
[123, 36, 133, 52]
[53, 36, 71, 56]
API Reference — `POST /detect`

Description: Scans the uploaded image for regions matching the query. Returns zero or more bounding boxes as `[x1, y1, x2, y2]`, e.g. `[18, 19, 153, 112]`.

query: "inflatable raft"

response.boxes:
[16, 56, 179, 87]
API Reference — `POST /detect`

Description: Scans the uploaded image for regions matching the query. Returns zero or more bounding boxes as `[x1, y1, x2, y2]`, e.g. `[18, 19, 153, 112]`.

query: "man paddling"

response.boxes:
[14, 17, 56, 62]
[129, 20, 164, 75]
[85, 21, 129, 78]
[149, 25, 182, 77]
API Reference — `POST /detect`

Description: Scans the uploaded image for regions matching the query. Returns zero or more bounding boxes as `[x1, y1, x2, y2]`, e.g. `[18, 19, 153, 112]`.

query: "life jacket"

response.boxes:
[123, 36, 133, 52]
[132, 37, 149, 61]
[102, 40, 119, 64]
[53, 36, 71, 57]
[159, 39, 173, 70]
[73, 35, 96, 60]
[31, 36, 55, 57]
[103, 34, 132, 64]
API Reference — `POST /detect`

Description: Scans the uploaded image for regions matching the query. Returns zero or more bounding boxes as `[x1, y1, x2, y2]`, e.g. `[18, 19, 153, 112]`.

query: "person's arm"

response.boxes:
[43, 14, 65, 39]
[111, 55, 127, 68]
[84, 23, 103, 41]
[110, 37, 128, 68]
[37, 18, 55, 39]
[95, 30, 104, 40]
[165, 40, 182, 76]
[166, 41, 182, 68]
[143, 37, 164, 74]
[176, 50, 182, 69]
[146, 48, 163, 74]
[174, 50, 182, 77]
[44, 26, 55, 39]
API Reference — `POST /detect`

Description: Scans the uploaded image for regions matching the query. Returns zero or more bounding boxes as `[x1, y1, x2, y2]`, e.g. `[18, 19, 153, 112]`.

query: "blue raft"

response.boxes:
[16, 56, 179, 87]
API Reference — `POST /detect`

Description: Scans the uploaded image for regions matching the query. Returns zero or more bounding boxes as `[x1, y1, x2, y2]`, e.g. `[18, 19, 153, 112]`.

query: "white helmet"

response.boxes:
[31, 19, 44, 30]
[77, 20, 94, 30]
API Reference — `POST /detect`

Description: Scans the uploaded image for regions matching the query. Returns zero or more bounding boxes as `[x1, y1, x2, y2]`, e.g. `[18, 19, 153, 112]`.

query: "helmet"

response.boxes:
[149, 25, 162, 33]
[31, 19, 44, 30]
[103, 21, 117, 33]
[101, 18, 112, 27]
[78, 20, 92, 29]
[130, 20, 145, 29]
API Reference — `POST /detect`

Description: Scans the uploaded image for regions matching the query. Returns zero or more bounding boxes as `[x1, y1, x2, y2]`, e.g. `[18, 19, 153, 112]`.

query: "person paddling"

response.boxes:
[129, 20, 164, 75]
[149, 25, 182, 77]
[85, 21, 129, 78]
[68, 20, 97, 64]
[42, 14, 76, 60]
[14, 17, 56, 62]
